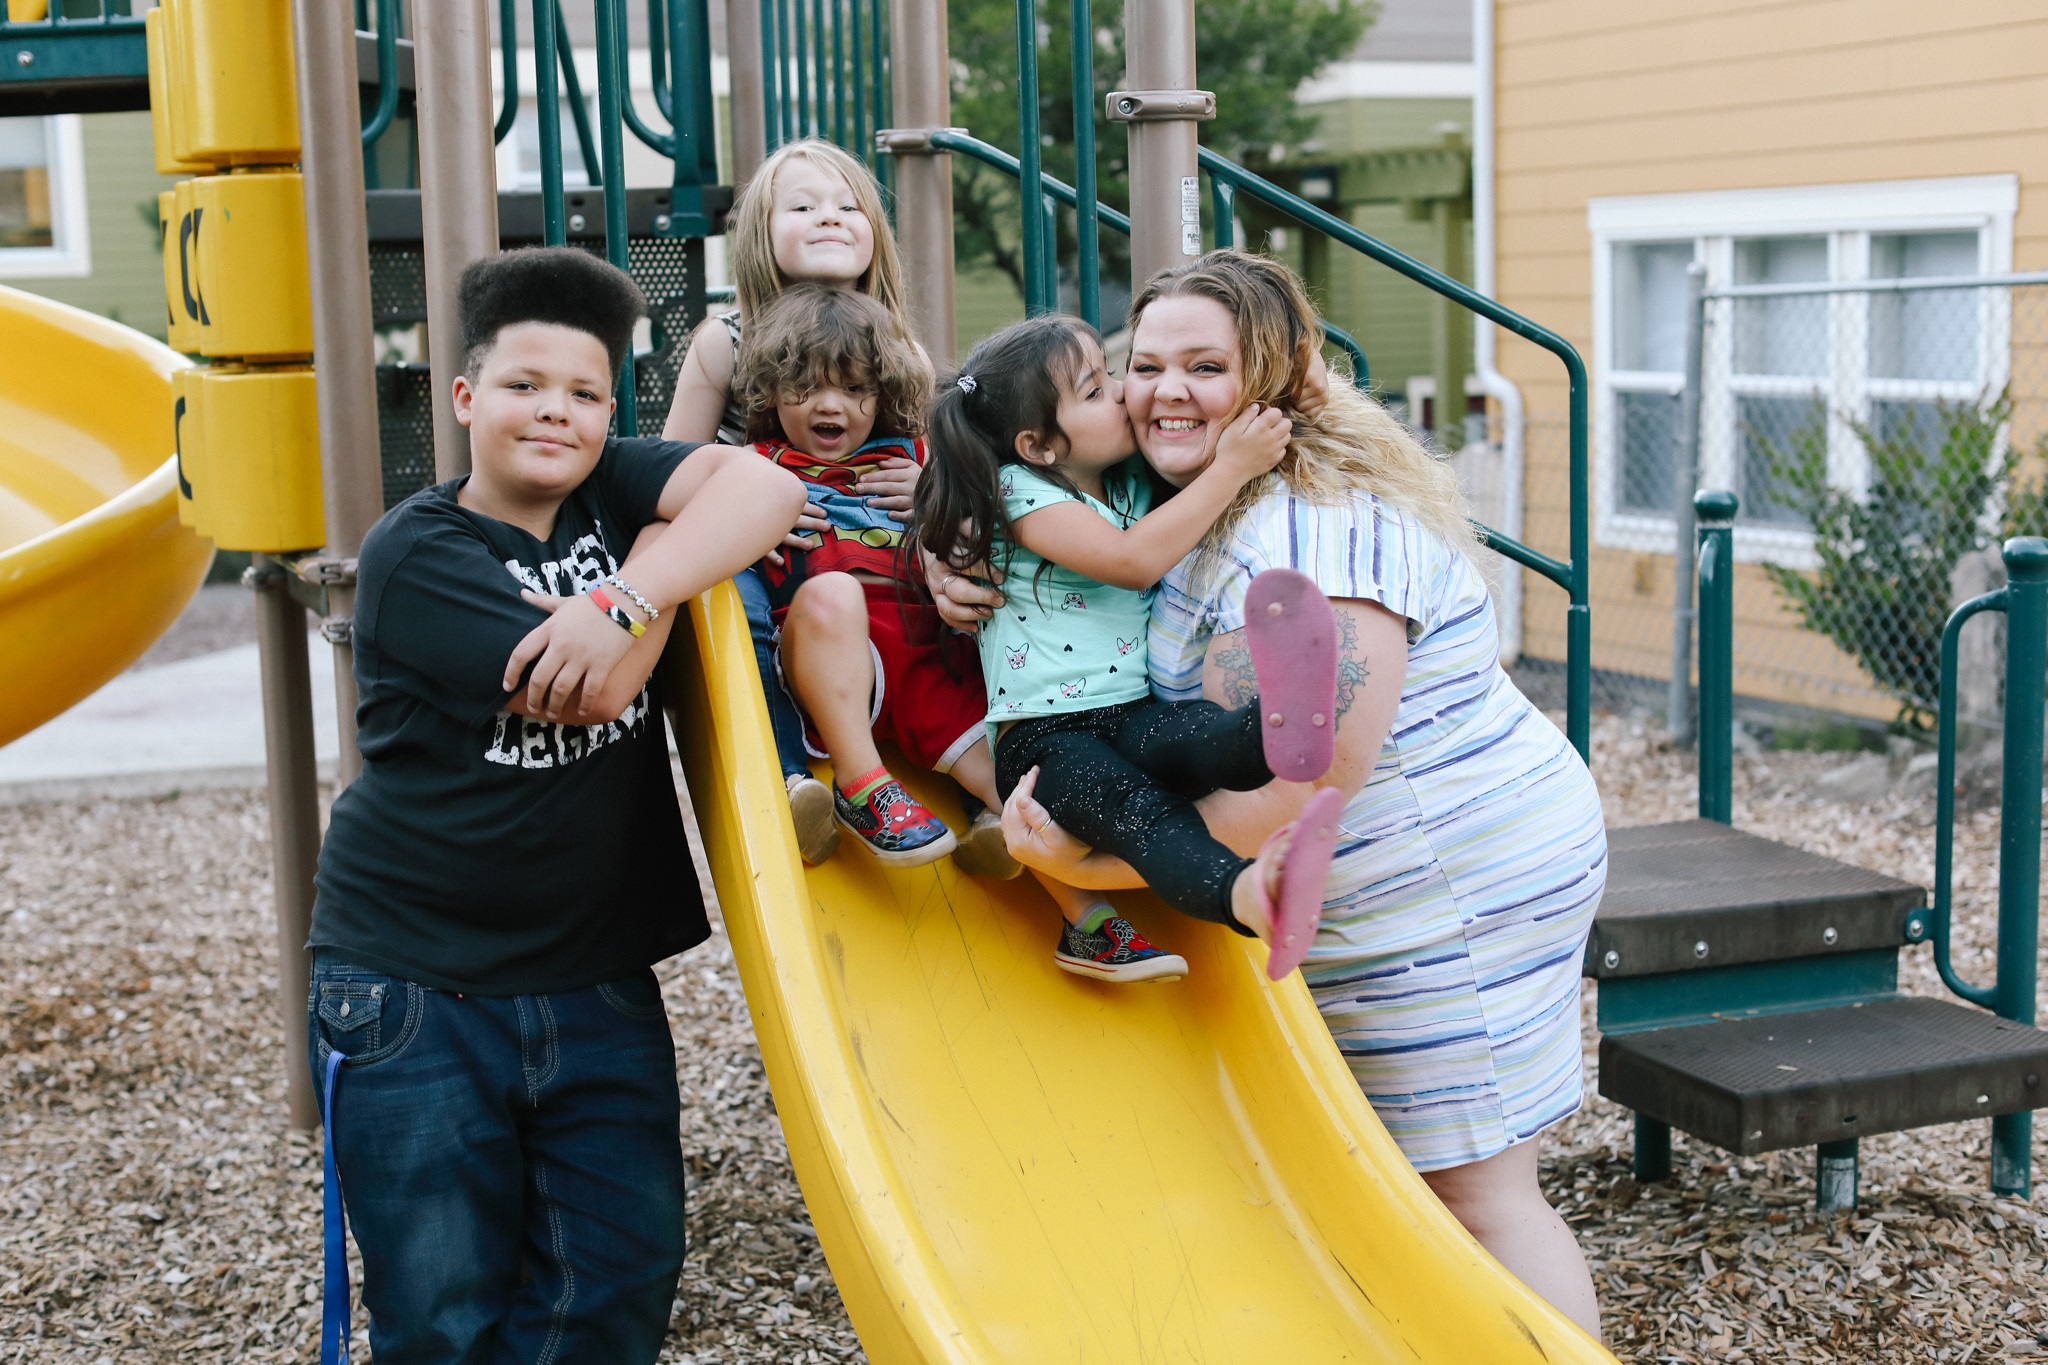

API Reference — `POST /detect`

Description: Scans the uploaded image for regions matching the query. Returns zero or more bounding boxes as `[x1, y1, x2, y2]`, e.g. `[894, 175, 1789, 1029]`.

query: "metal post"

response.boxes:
[415, 0, 503, 480]
[1695, 489, 1737, 824]
[831, 0, 847, 147]
[1668, 264, 1707, 743]
[1990, 536, 2046, 1196]
[1632, 1113, 1671, 1184]
[1428, 186, 1471, 452]
[885, 0, 955, 360]
[1815, 1137, 1859, 1211]
[1069, 0, 1097, 327]
[869, 0, 890, 201]
[249, 558, 322, 1131]
[1014, 0, 1049, 314]
[595, 0, 638, 434]
[533, 0, 567, 243]
[752, 0, 780, 157]
[1119, 0, 1201, 291]
[291, 0, 383, 802]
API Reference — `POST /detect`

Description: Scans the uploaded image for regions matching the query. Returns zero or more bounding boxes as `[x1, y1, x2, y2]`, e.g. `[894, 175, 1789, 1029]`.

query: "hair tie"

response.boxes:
[955, 374, 977, 395]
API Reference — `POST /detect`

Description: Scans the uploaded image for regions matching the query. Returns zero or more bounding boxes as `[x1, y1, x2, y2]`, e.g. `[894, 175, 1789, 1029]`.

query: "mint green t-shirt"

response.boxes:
[977, 459, 1155, 741]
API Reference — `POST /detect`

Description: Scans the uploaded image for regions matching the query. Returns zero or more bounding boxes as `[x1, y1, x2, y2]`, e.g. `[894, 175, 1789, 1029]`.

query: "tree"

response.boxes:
[945, 0, 1377, 305]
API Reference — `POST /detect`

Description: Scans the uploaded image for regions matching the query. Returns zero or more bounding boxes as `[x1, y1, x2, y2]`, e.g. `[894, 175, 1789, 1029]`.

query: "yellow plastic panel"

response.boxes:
[170, 0, 299, 166]
[146, 8, 210, 175]
[171, 366, 207, 535]
[0, 286, 211, 747]
[670, 584, 1618, 1364]
[159, 190, 201, 354]
[191, 172, 312, 360]
[193, 366, 322, 553]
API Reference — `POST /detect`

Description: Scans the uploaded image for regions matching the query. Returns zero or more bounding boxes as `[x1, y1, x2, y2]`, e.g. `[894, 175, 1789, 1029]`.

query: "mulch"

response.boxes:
[0, 716, 2041, 1361]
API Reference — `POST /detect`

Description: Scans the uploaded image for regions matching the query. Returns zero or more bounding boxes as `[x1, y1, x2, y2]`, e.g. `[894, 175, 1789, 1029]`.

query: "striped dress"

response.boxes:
[1150, 488, 1606, 1172]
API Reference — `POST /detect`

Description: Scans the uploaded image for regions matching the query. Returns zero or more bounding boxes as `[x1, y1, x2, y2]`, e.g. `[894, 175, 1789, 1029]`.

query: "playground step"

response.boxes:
[1590, 819, 1925, 979]
[1599, 996, 2048, 1156]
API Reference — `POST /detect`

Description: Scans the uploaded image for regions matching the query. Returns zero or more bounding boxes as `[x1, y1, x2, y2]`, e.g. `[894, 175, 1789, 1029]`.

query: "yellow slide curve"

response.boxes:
[673, 584, 1616, 1363]
[0, 286, 211, 748]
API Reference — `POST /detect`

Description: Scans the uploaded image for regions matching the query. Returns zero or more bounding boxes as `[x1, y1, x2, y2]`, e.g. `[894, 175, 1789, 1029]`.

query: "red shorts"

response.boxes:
[777, 581, 988, 773]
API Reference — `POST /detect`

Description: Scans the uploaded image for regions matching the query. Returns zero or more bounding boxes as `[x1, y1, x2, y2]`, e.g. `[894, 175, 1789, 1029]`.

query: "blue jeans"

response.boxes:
[309, 952, 687, 1365]
[735, 565, 813, 781]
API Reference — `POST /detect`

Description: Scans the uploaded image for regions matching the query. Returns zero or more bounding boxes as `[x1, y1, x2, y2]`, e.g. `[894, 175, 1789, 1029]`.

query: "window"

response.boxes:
[1589, 176, 2016, 562]
[0, 115, 88, 278]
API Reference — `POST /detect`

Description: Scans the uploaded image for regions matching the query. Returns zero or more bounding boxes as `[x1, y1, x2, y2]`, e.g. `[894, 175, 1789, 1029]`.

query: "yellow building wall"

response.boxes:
[1491, 0, 2048, 718]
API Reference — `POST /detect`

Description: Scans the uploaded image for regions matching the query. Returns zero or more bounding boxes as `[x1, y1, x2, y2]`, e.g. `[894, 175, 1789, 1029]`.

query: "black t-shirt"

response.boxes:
[311, 437, 710, 995]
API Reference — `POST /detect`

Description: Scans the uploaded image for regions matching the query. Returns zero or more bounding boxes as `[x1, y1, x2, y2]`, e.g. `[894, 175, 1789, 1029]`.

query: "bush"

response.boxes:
[1754, 394, 2044, 730]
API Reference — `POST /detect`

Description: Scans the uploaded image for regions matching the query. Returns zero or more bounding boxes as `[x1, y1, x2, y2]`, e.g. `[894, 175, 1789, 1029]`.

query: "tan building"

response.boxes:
[1484, 0, 2048, 721]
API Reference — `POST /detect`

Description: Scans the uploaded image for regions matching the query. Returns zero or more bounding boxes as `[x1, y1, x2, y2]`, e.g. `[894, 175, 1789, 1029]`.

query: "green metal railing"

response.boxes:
[360, 0, 401, 148]
[757, 0, 893, 195]
[1693, 490, 1737, 824]
[1929, 536, 2046, 1197]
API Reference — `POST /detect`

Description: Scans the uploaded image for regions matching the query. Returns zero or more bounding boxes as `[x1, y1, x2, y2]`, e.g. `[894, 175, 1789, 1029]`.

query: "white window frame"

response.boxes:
[1588, 175, 2016, 566]
[0, 115, 90, 279]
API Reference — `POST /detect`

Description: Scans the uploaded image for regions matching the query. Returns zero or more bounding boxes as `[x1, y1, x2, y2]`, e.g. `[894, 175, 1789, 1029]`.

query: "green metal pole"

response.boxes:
[1695, 489, 1737, 824]
[849, 0, 867, 168]
[594, 0, 638, 433]
[495, 0, 521, 143]
[360, 0, 399, 149]
[649, 0, 670, 120]
[1210, 175, 1234, 251]
[555, 5, 604, 185]
[1070, 0, 1098, 329]
[791, 0, 810, 137]
[832, 0, 847, 147]
[1015, 0, 1049, 314]
[760, 0, 783, 149]
[870, 0, 890, 200]
[1990, 535, 2046, 1197]
[812, 0, 829, 140]
[533, 0, 566, 243]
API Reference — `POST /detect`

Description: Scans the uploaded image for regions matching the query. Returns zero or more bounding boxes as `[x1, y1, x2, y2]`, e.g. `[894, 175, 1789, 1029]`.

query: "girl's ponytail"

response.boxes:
[908, 315, 1095, 583]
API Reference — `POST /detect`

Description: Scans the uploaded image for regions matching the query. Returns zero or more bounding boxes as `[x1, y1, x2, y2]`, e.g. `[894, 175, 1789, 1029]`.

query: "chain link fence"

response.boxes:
[1615, 269, 2048, 735]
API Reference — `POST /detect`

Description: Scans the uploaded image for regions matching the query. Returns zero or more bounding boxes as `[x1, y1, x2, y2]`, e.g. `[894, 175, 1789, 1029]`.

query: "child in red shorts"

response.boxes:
[738, 284, 1009, 871]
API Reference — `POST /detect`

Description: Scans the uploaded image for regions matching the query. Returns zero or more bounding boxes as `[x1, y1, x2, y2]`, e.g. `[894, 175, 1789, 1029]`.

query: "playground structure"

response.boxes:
[0, 0, 2041, 1360]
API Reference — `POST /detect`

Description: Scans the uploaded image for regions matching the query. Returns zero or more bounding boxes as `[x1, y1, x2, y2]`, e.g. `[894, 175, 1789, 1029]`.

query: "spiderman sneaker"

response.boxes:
[1054, 910, 1188, 984]
[834, 770, 958, 867]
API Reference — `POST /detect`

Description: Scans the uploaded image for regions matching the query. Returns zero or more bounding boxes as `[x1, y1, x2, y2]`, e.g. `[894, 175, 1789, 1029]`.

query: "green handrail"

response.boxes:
[650, 0, 671, 121]
[494, 0, 520, 142]
[360, 0, 400, 149]
[1070, 0, 1098, 328]
[1013, 0, 1051, 314]
[554, 4, 604, 185]
[926, 130, 1130, 233]
[616, 0, 676, 159]
[1198, 146, 1593, 759]
[1319, 319, 1367, 388]
[759, 0, 783, 149]
[1693, 490, 1737, 824]
[532, 0, 566, 242]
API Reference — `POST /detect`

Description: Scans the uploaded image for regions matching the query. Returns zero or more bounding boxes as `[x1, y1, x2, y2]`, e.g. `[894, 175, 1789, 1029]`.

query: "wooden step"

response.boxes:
[1599, 996, 2048, 1155]
[1590, 820, 1925, 980]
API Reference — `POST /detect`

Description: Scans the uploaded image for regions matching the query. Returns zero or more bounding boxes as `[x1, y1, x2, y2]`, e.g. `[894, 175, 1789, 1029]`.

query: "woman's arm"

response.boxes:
[1010, 404, 1290, 590]
[662, 315, 739, 442]
[1002, 597, 1408, 883]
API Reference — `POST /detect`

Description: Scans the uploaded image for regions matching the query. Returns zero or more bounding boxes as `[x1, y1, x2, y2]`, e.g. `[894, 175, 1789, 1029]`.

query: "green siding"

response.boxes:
[8, 113, 178, 341]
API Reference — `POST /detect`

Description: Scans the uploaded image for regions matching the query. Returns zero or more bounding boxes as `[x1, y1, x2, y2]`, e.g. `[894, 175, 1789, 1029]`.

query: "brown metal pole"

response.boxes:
[725, 0, 766, 187]
[888, 0, 956, 363]
[250, 558, 322, 1131]
[1121, 0, 1201, 293]
[291, 0, 382, 793]
[414, 0, 502, 479]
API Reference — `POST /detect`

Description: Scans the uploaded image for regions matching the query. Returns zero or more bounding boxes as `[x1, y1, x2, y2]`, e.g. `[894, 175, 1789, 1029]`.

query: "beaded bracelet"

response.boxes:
[606, 573, 659, 622]
[588, 585, 646, 638]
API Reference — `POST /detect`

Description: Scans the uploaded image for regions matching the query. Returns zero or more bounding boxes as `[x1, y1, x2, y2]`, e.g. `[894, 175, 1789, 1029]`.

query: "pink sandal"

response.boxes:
[1259, 786, 1346, 981]
[1243, 568, 1339, 783]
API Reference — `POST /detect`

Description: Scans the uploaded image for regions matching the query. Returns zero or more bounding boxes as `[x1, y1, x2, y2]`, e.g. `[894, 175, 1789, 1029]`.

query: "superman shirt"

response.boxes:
[754, 434, 922, 614]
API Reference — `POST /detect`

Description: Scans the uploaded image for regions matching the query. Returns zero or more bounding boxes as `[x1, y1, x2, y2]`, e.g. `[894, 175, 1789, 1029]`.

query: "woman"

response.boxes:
[926, 250, 1606, 1337]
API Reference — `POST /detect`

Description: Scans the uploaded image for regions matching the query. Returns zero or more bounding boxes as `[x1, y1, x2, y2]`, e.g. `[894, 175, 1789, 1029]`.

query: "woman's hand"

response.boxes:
[1211, 402, 1292, 484]
[853, 455, 920, 523]
[921, 547, 1006, 631]
[764, 501, 831, 568]
[1001, 767, 1096, 872]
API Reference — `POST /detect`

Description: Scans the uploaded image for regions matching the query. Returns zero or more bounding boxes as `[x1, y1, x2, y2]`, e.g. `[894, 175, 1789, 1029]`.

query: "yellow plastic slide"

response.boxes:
[672, 585, 1616, 1363]
[0, 286, 212, 748]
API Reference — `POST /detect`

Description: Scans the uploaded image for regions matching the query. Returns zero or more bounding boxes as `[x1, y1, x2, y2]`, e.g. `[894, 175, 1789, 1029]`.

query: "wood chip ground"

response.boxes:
[2, 713, 2042, 1362]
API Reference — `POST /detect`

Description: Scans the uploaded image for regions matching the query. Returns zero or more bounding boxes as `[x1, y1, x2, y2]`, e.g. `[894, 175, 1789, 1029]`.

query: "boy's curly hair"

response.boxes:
[735, 283, 931, 443]
[457, 246, 647, 382]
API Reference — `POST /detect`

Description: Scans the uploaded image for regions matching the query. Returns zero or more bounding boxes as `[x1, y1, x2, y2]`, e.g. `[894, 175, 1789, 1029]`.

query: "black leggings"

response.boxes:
[993, 696, 1272, 931]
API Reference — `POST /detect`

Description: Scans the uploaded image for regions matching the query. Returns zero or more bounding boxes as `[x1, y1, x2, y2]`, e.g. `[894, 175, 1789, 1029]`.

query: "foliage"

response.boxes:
[945, 0, 1377, 303]
[1755, 395, 2045, 730]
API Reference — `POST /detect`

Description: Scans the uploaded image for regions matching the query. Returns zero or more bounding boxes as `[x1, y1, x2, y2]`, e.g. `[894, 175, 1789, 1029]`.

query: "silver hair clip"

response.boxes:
[955, 374, 977, 394]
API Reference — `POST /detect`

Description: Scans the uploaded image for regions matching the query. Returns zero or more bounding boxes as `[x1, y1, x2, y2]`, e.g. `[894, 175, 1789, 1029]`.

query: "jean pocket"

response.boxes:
[596, 970, 669, 1022]
[311, 973, 422, 1069]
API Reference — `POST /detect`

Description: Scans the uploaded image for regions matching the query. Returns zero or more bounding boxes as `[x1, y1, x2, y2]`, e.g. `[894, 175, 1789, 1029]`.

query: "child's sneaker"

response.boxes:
[834, 767, 957, 866]
[1054, 907, 1188, 983]
[787, 772, 841, 865]
[951, 810, 1022, 880]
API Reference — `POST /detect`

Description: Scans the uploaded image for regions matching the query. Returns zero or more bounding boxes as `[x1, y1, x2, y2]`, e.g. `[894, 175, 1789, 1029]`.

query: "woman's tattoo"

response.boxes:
[1211, 610, 1371, 722]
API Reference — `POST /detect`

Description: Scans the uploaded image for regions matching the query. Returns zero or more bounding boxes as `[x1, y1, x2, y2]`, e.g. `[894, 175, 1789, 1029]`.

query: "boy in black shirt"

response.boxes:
[308, 248, 804, 1363]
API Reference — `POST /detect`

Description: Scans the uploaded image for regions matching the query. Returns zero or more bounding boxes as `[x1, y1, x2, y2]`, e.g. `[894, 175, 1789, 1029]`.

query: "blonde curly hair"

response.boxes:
[1128, 250, 1476, 574]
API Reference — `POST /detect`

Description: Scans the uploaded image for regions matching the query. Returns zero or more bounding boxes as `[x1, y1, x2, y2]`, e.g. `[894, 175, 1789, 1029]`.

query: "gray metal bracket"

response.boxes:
[1104, 89, 1215, 122]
